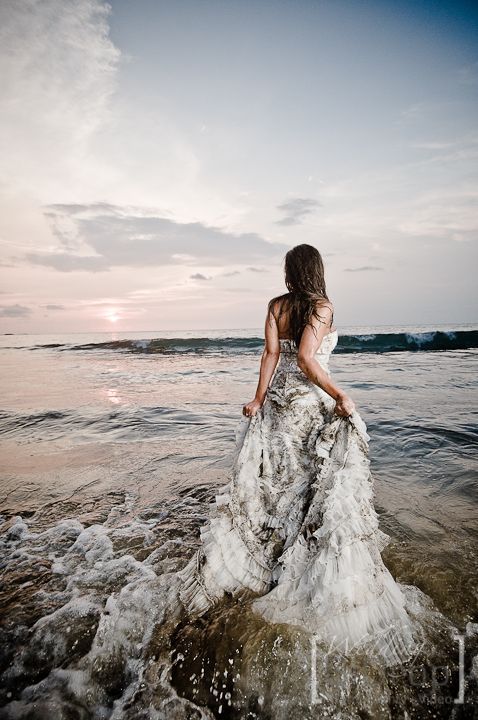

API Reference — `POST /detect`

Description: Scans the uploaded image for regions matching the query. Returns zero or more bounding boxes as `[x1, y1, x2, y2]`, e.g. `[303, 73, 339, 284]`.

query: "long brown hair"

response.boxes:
[267, 244, 333, 347]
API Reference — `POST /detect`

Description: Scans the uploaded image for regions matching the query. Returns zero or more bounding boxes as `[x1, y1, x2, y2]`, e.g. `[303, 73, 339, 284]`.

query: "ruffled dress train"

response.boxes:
[178, 331, 420, 666]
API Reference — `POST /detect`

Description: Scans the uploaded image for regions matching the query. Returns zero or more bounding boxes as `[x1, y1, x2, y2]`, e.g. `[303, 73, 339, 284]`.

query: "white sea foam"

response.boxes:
[0, 494, 470, 719]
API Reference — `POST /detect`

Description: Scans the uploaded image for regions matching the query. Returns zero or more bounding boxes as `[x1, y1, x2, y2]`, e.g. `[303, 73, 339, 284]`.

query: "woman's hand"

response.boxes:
[334, 392, 355, 417]
[242, 398, 263, 418]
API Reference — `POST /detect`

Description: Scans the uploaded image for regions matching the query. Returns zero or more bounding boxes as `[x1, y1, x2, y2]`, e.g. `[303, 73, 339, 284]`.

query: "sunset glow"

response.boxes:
[0, 0, 476, 332]
[105, 310, 120, 324]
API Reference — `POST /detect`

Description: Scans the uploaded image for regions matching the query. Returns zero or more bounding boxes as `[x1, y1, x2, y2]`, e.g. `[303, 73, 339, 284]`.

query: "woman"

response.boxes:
[179, 244, 420, 666]
[242, 244, 354, 421]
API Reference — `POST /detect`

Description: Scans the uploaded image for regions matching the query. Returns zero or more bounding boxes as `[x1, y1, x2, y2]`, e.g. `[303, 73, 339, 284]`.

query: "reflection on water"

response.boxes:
[106, 388, 122, 405]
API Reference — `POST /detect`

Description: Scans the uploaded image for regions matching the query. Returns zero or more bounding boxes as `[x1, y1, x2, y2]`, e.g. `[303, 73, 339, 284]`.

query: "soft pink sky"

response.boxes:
[1, 0, 477, 333]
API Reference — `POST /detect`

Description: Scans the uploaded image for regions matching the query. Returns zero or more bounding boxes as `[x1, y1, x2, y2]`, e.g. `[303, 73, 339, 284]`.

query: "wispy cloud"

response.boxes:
[0, 304, 32, 317]
[275, 197, 322, 226]
[398, 188, 478, 239]
[18, 204, 289, 272]
[394, 101, 428, 125]
[344, 266, 384, 272]
[410, 141, 456, 150]
[0, 0, 121, 198]
[25, 254, 109, 273]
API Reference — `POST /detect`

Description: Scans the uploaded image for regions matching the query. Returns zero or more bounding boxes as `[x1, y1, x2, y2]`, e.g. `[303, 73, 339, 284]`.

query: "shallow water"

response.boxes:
[0, 325, 477, 718]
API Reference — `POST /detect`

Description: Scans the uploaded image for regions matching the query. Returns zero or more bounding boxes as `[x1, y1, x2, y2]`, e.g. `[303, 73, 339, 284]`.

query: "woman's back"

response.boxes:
[271, 296, 336, 341]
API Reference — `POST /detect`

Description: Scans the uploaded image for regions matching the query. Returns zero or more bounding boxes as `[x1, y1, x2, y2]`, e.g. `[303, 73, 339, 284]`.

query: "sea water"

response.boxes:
[0, 323, 477, 718]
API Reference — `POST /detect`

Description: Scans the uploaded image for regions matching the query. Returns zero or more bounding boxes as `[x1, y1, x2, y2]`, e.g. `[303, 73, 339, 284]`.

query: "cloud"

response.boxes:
[247, 266, 267, 272]
[222, 270, 241, 277]
[43, 304, 65, 311]
[397, 187, 478, 239]
[395, 102, 428, 125]
[0, 304, 32, 317]
[25, 253, 109, 273]
[19, 204, 289, 272]
[190, 273, 211, 280]
[410, 141, 455, 151]
[275, 197, 322, 226]
[344, 266, 384, 272]
[0, 0, 121, 198]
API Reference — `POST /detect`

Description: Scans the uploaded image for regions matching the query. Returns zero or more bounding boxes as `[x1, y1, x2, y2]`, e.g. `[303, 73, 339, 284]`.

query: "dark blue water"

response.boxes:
[3, 327, 477, 354]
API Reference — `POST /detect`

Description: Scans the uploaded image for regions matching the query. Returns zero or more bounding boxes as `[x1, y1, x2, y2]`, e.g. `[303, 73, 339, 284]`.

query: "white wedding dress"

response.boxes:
[178, 330, 420, 666]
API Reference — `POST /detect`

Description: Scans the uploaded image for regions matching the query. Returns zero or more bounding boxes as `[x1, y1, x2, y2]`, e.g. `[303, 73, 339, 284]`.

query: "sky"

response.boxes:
[0, 0, 477, 333]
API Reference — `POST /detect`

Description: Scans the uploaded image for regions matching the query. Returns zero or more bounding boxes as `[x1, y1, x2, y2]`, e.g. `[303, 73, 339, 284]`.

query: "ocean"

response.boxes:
[0, 323, 477, 719]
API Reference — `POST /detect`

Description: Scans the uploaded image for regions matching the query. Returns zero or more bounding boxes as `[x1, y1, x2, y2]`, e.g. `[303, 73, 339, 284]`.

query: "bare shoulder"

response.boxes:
[268, 294, 289, 320]
[313, 299, 334, 324]
[269, 298, 280, 315]
[310, 300, 334, 332]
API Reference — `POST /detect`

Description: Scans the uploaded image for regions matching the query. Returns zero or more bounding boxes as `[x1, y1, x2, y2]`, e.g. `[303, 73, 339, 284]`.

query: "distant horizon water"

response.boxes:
[2, 322, 478, 356]
[2, 320, 478, 337]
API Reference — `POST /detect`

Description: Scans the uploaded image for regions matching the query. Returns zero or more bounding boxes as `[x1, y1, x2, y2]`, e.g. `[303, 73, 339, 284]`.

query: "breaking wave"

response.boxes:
[21, 329, 478, 355]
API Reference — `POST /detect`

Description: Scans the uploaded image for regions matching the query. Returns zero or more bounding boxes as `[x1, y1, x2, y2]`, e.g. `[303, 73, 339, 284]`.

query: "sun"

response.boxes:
[105, 309, 121, 323]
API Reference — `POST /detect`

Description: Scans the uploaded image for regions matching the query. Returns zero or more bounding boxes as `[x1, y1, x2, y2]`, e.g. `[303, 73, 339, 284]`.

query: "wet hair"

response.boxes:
[267, 243, 333, 348]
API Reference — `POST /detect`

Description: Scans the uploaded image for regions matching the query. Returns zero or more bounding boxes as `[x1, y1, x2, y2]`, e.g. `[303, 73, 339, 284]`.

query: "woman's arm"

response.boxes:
[297, 302, 355, 417]
[242, 304, 280, 417]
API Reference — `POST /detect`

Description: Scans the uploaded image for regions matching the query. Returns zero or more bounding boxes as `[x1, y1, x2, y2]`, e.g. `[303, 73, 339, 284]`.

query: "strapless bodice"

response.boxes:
[277, 329, 338, 374]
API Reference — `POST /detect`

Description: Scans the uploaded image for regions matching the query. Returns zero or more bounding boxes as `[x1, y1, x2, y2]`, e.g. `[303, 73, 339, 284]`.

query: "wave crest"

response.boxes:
[25, 329, 478, 355]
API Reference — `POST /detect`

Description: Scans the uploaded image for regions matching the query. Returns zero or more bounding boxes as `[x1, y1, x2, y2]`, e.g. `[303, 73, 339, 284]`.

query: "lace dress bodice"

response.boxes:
[277, 329, 339, 375]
